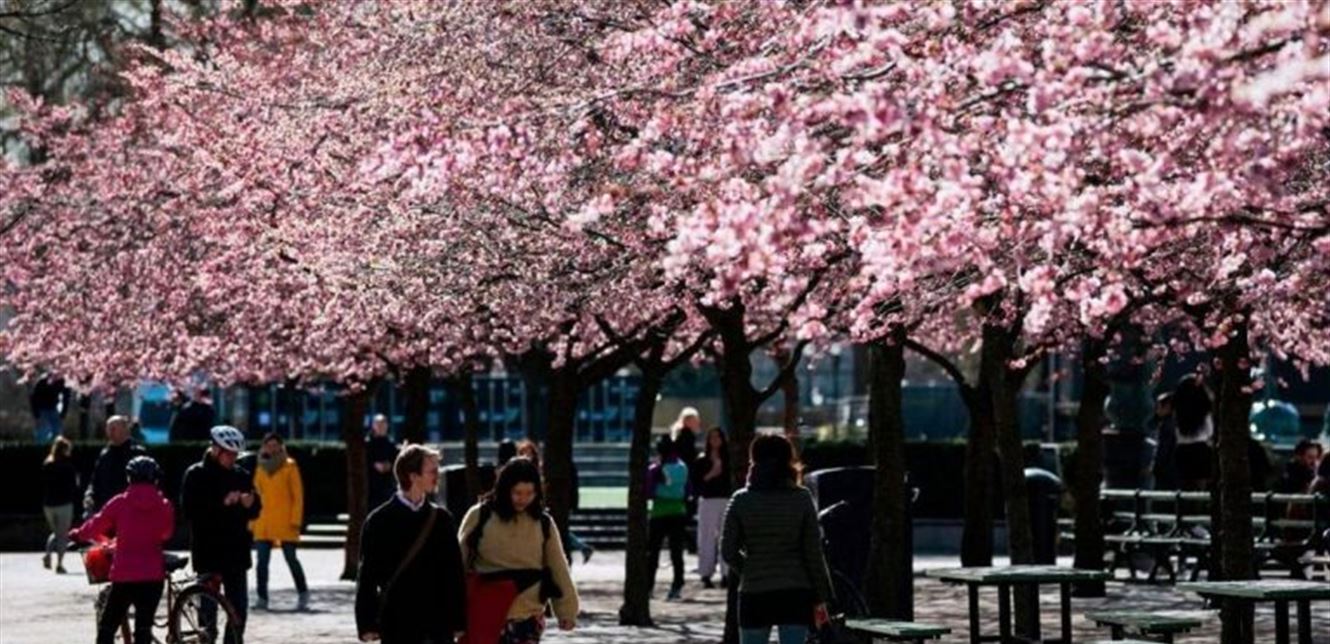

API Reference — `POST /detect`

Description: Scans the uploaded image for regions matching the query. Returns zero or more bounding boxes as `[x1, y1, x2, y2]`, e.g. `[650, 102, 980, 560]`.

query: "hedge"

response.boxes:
[0, 440, 348, 519]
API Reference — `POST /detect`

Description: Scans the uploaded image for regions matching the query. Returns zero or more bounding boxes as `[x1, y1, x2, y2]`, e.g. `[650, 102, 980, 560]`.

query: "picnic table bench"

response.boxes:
[844, 618, 950, 643]
[927, 565, 1109, 643]
[1178, 579, 1330, 644]
[1085, 610, 1208, 642]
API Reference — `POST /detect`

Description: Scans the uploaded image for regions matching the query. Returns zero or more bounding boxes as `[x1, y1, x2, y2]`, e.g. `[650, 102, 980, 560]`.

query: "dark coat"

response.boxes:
[86, 441, 147, 513]
[355, 499, 467, 642]
[366, 434, 399, 508]
[169, 401, 216, 443]
[42, 458, 80, 507]
[180, 453, 262, 573]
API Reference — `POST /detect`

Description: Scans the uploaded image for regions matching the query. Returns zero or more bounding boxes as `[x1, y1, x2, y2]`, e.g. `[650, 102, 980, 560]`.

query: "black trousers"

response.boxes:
[649, 514, 687, 588]
[98, 581, 164, 644]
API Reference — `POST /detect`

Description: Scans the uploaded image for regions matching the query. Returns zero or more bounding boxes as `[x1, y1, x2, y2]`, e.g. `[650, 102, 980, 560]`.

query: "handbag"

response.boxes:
[806, 616, 856, 644]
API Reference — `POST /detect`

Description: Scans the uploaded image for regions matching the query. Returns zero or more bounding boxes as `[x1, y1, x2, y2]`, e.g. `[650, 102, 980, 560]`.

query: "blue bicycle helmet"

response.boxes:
[126, 455, 162, 485]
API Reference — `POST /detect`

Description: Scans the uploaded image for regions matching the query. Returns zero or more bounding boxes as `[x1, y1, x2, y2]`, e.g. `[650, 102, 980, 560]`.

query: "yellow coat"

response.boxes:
[251, 457, 304, 543]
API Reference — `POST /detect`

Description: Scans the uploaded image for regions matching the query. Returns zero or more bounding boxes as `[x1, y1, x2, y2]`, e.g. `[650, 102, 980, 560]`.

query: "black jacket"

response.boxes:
[169, 401, 216, 443]
[42, 458, 80, 507]
[180, 453, 262, 573]
[366, 435, 398, 507]
[29, 377, 67, 414]
[86, 441, 147, 512]
[355, 499, 466, 642]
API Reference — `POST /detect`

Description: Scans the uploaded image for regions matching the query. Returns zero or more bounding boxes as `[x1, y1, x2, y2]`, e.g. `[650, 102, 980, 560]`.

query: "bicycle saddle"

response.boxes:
[164, 553, 190, 572]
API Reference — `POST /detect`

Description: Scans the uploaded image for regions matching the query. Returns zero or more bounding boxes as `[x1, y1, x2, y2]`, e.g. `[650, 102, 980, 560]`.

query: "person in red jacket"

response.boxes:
[71, 456, 175, 644]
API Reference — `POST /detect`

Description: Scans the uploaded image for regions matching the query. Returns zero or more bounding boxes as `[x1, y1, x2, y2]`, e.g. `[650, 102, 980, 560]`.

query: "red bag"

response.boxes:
[83, 539, 115, 585]
[459, 573, 519, 644]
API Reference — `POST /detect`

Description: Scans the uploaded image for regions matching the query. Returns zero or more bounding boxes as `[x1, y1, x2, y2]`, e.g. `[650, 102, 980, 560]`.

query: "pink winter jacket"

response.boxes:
[71, 482, 175, 582]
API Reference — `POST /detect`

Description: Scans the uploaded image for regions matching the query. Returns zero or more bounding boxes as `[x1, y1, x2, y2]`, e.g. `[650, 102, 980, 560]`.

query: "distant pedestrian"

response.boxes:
[694, 427, 732, 589]
[169, 387, 216, 443]
[250, 433, 309, 611]
[41, 436, 79, 574]
[515, 440, 594, 564]
[181, 426, 261, 640]
[70, 456, 174, 644]
[648, 435, 689, 601]
[496, 439, 518, 466]
[721, 434, 833, 644]
[459, 457, 579, 644]
[355, 444, 467, 643]
[85, 416, 147, 514]
[367, 414, 399, 509]
[1150, 391, 1178, 490]
[1171, 375, 1215, 492]
[1278, 439, 1323, 494]
[671, 407, 702, 464]
[29, 375, 68, 443]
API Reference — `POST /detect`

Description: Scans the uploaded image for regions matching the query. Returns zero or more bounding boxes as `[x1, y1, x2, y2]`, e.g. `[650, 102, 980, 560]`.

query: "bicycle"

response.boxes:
[92, 552, 244, 644]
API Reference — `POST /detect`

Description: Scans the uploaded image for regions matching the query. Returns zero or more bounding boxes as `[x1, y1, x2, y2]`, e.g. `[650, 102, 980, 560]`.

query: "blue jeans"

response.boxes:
[255, 541, 308, 600]
[35, 409, 61, 443]
[740, 625, 808, 644]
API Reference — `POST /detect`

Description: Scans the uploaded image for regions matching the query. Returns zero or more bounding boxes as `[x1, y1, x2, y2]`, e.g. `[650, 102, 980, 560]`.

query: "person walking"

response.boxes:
[695, 427, 732, 589]
[250, 433, 309, 612]
[29, 375, 68, 443]
[355, 444, 467, 644]
[721, 434, 833, 644]
[648, 435, 690, 601]
[181, 426, 261, 640]
[367, 414, 399, 510]
[70, 456, 174, 644]
[459, 457, 578, 644]
[85, 416, 147, 514]
[41, 436, 79, 574]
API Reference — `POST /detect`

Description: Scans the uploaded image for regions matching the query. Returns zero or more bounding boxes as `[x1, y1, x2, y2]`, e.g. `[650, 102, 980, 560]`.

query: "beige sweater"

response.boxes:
[457, 504, 579, 622]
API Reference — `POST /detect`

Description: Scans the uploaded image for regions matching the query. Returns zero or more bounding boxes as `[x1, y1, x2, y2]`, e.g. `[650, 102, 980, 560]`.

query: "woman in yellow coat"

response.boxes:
[251, 433, 309, 611]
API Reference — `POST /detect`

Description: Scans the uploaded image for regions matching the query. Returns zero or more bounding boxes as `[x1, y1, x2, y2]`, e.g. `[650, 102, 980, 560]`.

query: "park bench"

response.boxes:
[1086, 610, 1208, 642]
[1068, 489, 1330, 583]
[844, 618, 950, 643]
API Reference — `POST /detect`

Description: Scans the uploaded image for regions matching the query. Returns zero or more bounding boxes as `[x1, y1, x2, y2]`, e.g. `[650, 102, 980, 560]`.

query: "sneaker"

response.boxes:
[666, 585, 683, 601]
[55, 565, 67, 575]
[42, 554, 50, 570]
[253, 598, 268, 611]
[581, 546, 595, 565]
[701, 577, 714, 590]
[297, 592, 310, 612]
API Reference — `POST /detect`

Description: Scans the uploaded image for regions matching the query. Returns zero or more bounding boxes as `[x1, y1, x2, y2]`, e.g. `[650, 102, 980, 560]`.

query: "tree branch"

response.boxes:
[757, 340, 808, 404]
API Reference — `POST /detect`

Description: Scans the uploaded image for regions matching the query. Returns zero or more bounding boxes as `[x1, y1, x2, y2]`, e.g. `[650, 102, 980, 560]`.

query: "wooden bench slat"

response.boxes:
[844, 618, 950, 638]
[1086, 610, 1206, 632]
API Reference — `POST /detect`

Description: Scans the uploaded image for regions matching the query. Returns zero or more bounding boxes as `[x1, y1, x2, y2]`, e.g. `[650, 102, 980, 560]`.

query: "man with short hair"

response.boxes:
[356, 444, 466, 643]
[85, 416, 146, 513]
[1278, 439, 1324, 494]
[181, 426, 261, 641]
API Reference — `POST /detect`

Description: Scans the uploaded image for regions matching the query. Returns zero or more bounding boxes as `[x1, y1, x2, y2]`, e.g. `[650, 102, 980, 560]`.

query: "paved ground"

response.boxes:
[2, 549, 1326, 643]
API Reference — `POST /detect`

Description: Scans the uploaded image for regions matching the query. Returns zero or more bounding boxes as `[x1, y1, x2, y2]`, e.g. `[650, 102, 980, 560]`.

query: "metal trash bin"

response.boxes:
[1025, 467, 1063, 564]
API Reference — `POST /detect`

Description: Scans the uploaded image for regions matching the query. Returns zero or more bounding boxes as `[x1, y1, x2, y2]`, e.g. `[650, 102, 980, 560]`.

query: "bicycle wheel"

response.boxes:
[168, 584, 243, 644]
[829, 569, 869, 618]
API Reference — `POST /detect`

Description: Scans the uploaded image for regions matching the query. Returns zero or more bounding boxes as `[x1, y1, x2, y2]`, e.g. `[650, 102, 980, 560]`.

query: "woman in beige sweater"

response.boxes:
[458, 457, 578, 643]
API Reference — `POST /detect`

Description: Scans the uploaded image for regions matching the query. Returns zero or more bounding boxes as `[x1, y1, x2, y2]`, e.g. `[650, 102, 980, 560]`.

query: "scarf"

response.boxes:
[259, 447, 287, 475]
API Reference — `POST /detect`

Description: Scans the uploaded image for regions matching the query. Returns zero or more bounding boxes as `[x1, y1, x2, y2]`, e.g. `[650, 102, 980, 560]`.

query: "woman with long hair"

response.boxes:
[41, 436, 79, 574]
[459, 457, 579, 644]
[722, 434, 832, 644]
[695, 427, 732, 588]
[1172, 375, 1216, 491]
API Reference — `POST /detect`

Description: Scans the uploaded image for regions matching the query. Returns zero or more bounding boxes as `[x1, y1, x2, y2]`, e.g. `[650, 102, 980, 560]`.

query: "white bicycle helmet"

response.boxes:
[210, 425, 247, 453]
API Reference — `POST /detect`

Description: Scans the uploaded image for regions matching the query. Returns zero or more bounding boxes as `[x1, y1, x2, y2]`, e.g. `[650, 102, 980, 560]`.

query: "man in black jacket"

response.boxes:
[366, 414, 399, 509]
[356, 444, 466, 643]
[84, 416, 146, 513]
[181, 426, 261, 640]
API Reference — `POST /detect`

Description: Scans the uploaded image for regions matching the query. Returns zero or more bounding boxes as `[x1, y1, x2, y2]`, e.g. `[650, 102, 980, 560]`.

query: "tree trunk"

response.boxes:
[1214, 320, 1255, 644]
[865, 331, 912, 619]
[543, 372, 580, 547]
[400, 365, 431, 445]
[340, 385, 374, 581]
[782, 356, 799, 438]
[961, 379, 997, 567]
[1072, 339, 1109, 597]
[449, 371, 483, 502]
[620, 363, 665, 626]
[983, 323, 1037, 634]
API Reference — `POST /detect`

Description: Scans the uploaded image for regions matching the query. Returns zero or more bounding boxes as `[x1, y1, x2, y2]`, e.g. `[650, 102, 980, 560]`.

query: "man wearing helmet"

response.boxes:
[181, 425, 262, 639]
[70, 455, 174, 644]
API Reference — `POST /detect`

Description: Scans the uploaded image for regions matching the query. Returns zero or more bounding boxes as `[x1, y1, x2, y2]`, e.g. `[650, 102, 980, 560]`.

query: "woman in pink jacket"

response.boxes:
[70, 455, 175, 644]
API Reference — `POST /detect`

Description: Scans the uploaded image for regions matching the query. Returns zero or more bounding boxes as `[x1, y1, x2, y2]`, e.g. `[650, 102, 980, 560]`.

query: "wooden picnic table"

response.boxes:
[1178, 579, 1330, 644]
[926, 566, 1110, 644]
